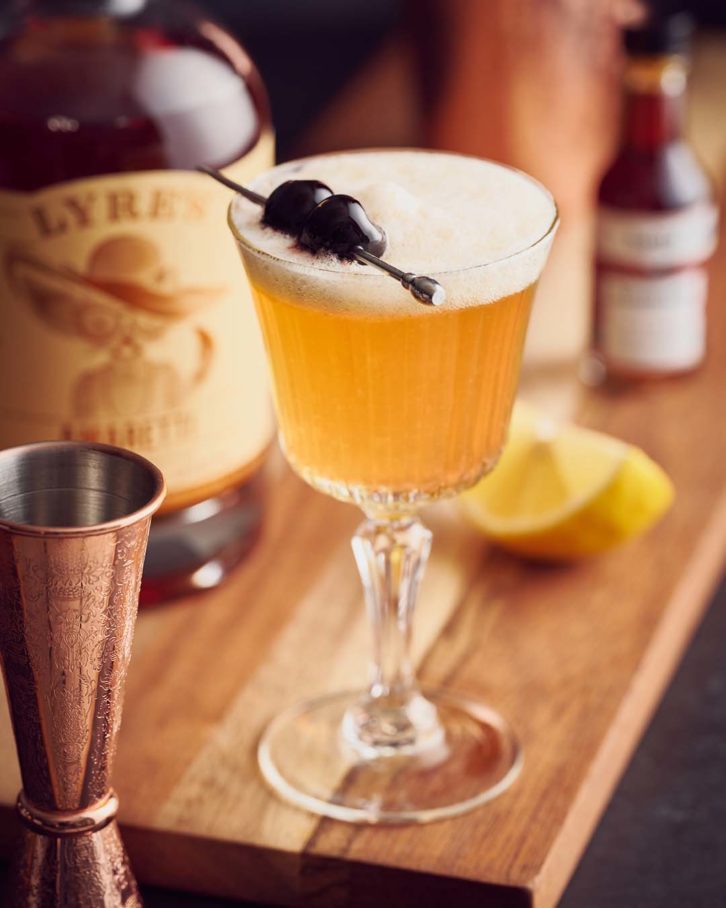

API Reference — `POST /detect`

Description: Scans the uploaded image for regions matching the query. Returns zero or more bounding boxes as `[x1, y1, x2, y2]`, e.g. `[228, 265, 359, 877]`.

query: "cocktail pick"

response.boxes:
[198, 165, 446, 306]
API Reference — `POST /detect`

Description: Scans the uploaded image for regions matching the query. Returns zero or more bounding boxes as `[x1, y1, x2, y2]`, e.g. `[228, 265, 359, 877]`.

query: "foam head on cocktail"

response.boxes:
[227, 150, 557, 823]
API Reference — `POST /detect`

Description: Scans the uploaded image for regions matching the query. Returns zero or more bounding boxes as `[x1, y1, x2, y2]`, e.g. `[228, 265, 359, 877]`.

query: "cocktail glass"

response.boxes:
[230, 150, 557, 823]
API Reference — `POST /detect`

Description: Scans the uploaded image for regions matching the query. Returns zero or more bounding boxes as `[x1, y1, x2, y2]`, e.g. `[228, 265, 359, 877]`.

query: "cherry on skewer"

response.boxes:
[299, 194, 387, 260]
[264, 179, 333, 235]
[198, 165, 446, 306]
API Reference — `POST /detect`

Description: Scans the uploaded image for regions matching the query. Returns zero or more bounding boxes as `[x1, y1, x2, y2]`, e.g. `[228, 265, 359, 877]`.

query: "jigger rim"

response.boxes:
[0, 441, 166, 537]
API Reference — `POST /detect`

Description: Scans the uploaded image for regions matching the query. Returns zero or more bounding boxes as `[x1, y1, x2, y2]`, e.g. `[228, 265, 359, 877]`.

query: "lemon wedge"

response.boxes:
[461, 403, 675, 560]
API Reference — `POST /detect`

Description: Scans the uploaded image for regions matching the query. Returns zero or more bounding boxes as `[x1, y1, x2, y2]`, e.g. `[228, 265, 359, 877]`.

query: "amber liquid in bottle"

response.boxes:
[0, 0, 273, 603]
[592, 52, 716, 381]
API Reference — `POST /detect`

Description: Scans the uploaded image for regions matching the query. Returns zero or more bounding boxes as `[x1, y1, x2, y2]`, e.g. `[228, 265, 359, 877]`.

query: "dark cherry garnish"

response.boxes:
[262, 179, 333, 235]
[299, 194, 387, 259]
[198, 165, 444, 304]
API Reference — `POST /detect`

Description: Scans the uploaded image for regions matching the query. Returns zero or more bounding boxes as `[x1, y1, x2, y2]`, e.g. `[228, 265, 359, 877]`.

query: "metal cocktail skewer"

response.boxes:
[198, 165, 446, 306]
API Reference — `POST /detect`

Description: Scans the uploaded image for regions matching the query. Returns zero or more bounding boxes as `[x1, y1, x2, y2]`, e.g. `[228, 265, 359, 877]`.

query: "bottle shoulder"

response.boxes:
[598, 140, 713, 211]
[0, 1, 270, 187]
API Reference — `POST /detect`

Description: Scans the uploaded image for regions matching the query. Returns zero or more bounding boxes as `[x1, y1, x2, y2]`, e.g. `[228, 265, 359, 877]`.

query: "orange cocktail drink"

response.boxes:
[230, 149, 557, 824]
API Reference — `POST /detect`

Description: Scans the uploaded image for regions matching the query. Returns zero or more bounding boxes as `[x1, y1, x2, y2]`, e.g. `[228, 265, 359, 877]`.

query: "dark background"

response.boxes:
[205, 0, 402, 158]
[199, 0, 725, 159]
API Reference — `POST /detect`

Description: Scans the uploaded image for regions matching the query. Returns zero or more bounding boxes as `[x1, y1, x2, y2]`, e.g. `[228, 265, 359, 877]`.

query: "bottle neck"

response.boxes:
[621, 54, 688, 152]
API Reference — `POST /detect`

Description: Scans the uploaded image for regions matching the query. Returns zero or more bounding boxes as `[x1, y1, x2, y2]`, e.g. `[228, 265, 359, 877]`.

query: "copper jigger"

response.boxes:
[0, 442, 165, 907]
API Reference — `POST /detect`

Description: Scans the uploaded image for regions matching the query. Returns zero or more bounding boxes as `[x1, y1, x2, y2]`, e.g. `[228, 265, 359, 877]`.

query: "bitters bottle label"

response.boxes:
[596, 203, 717, 371]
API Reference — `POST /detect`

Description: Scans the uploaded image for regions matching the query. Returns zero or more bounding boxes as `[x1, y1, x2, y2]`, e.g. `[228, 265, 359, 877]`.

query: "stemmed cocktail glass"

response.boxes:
[229, 150, 557, 823]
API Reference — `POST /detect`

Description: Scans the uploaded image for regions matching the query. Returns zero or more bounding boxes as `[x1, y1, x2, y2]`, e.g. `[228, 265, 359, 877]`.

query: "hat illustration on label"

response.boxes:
[7, 235, 226, 419]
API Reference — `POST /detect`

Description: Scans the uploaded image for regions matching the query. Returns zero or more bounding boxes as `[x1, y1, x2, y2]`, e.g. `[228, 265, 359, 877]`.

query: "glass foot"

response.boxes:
[258, 689, 522, 824]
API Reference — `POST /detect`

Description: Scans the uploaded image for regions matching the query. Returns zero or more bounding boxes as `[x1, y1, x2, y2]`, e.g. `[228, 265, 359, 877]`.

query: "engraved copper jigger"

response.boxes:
[0, 442, 165, 907]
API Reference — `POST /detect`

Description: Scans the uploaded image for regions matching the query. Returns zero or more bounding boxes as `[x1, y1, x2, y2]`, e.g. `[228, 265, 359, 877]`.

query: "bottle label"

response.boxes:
[598, 268, 707, 370]
[597, 203, 718, 269]
[0, 132, 275, 510]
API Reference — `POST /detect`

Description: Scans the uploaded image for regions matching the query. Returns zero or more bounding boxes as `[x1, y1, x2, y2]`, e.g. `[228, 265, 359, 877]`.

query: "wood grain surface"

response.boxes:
[0, 47, 725, 908]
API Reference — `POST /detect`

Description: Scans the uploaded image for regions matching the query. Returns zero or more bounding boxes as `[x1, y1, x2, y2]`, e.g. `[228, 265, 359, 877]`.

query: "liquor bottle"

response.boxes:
[591, 8, 717, 381]
[0, 0, 275, 602]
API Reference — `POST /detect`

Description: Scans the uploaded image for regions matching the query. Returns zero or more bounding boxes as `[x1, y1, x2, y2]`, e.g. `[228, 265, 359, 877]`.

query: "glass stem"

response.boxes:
[343, 515, 443, 756]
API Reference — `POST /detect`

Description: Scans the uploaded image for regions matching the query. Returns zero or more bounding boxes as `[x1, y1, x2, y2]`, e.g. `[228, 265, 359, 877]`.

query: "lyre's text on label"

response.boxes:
[31, 188, 208, 238]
